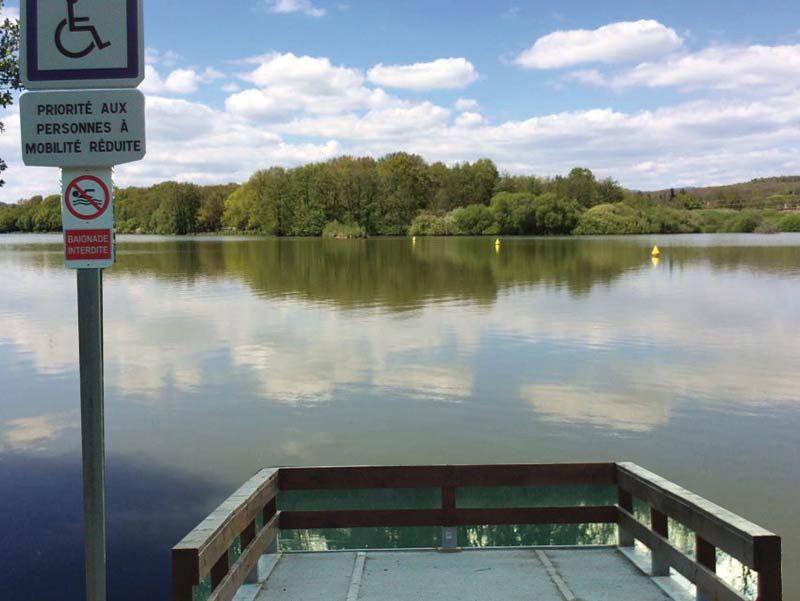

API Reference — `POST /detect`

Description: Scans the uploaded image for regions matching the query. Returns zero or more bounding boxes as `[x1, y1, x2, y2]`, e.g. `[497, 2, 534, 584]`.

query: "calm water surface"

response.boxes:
[0, 234, 798, 600]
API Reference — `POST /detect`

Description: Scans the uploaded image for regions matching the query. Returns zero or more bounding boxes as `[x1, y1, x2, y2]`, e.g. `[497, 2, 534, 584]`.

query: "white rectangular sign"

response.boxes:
[61, 167, 115, 269]
[21, 0, 144, 90]
[20, 88, 146, 167]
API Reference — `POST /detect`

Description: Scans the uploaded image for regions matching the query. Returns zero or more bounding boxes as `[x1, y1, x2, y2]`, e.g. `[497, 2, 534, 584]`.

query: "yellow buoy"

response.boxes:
[651, 256, 660, 267]
[495, 238, 501, 246]
[651, 245, 660, 257]
[412, 236, 416, 244]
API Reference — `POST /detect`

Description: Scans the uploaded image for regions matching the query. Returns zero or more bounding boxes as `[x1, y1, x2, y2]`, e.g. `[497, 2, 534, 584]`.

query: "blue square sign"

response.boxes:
[21, 0, 144, 90]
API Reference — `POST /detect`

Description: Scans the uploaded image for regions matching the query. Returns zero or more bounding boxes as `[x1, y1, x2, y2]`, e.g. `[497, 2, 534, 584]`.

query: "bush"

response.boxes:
[780, 213, 800, 232]
[532, 193, 584, 235]
[408, 213, 455, 236]
[322, 220, 366, 238]
[754, 219, 780, 234]
[720, 211, 763, 233]
[695, 209, 736, 233]
[573, 203, 653, 235]
[648, 206, 701, 233]
[451, 204, 495, 235]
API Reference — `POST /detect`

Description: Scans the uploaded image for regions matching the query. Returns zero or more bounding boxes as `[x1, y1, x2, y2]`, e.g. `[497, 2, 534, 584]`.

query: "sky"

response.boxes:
[1, 0, 800, 201]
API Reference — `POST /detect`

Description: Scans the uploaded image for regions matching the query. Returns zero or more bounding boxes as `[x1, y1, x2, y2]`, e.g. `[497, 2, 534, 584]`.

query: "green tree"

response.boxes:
[222, 183, 258, 231]
[0, 201, 19, 231]
[329, 156, 378, 233]
[496, 174, 545, 196]
[1, 2, 21, 187]
[196, 184, 237, 232]
[559, 167, 598, 208]
[32, 194, 61, 231]
[375, 153, 432, 234]
[151, 182, 201, 235]
[465, 158, 499, 205]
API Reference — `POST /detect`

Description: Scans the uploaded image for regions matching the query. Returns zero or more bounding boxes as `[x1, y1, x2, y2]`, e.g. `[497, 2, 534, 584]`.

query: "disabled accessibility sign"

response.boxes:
[60, 167, 115, 269]
[21, 0, 144, 89]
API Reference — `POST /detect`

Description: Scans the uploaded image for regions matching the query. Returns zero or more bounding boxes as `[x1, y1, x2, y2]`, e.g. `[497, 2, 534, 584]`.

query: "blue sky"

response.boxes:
[2, 0, 800, 200]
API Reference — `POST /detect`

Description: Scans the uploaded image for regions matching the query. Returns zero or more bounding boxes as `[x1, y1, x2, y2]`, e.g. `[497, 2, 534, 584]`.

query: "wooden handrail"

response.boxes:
[615, 462, 781, 601]
[172, 468, 278, 601]
[278, 462, 617, 490]
[172, 463, 781, 601]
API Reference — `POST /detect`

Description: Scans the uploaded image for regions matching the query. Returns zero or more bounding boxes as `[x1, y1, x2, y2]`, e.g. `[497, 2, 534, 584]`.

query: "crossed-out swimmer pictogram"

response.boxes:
[55, 0, 112, 59]
[65, 175, 111, 220]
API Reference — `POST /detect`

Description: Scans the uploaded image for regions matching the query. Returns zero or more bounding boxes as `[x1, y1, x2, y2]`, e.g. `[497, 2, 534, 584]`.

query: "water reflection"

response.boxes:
[0, 452, 228, 601]
[1, 234, 799, 599]
[4, 234, 800, 309]
[0, 412, 79, 451]
[520, 385, 671, 432]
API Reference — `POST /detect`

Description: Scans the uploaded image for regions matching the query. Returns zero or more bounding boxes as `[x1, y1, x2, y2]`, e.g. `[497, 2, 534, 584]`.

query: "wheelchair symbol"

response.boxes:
[54, 0, 111, 59]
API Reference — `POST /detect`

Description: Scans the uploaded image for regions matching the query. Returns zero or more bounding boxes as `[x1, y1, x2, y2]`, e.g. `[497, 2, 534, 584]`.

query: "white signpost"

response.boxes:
[19, 2, 145, 600]
[21, 88, 146, 166]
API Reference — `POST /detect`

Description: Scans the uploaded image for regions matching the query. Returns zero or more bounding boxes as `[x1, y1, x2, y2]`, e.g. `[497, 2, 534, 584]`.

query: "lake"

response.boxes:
[1, 233, 798, 600]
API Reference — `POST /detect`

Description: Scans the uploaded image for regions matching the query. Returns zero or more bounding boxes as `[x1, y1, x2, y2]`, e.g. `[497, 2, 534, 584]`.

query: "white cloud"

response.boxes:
[4, 48, 800, 201]
[266, 0, 325, 18]
[367, 58, 478, 90]
[140, 65, 224, 95]
[277, 101, 451, 139]
[455, 98, 480, 111]
[516, 20, 683, 69]
[455, 112, 485, 128]
[613, 44, 800, 92]
[562, 69, 607, 86]
[242, 52, 363, 92]
[145, 48, 183, 67]
[230, 53, 394, 118]
[225, 88, 293, 120]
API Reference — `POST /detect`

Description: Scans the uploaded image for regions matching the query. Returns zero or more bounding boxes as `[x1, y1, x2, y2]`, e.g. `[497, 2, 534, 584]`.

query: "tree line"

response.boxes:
[2, 153, 800, 236]
[0, 155, 624, 235]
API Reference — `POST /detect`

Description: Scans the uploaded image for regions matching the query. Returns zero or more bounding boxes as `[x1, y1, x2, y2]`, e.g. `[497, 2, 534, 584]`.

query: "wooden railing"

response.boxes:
[172, 468, 279, 601]
[172, 463, 781, 601]
[616, 462, 782, 601]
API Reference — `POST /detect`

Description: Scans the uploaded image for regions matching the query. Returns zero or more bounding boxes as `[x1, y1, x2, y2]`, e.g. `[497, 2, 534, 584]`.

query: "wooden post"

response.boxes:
[617, 489, 634, 547]
[171, 573, 195, 601]
[696, 535, 715, 601]
[759, 565, 783, 601]
[171, 550, 198, 601]
[441, 486, 457, 550]
[756, 536, 782, 601]
[650, 508, 669, 576]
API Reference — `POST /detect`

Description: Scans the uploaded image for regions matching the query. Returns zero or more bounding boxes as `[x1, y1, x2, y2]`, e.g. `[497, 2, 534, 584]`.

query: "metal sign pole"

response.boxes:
[77, 268, 106, 601]
[19, 3, 145, 600]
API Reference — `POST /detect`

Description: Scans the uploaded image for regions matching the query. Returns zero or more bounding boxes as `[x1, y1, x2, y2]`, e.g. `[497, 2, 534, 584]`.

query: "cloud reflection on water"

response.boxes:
[0, 237, 798, 440]
[0, 412, 79, 450]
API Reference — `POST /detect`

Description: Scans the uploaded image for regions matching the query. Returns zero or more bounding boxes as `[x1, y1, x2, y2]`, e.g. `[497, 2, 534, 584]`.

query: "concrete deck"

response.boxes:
[234, 547, 693, 601]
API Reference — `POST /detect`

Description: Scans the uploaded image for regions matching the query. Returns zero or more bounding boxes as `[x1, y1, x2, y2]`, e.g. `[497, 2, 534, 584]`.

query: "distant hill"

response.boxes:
[638, 176, 800, 209]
